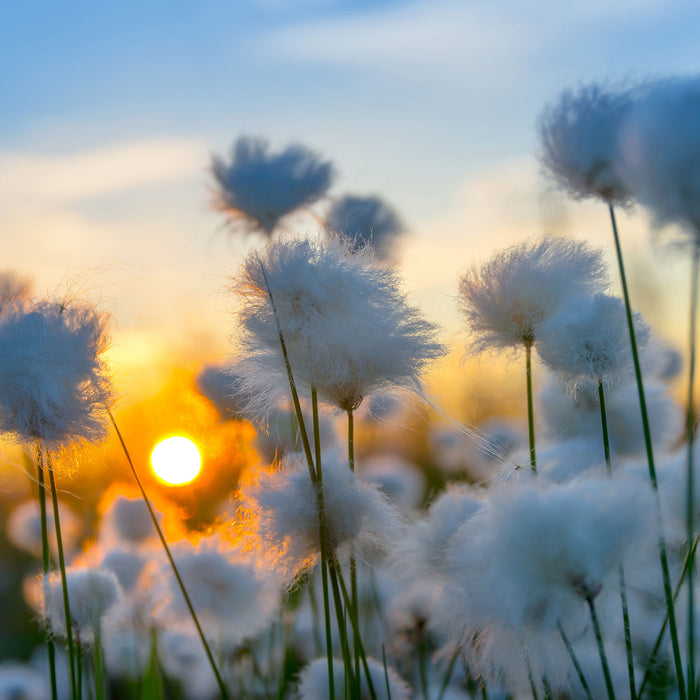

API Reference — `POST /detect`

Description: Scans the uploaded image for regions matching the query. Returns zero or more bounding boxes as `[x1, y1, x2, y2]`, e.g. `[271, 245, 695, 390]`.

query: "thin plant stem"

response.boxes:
[525, 342, 536, 475]
[331, 561, 378, 700]
[609, 202, 686, 700]
[311, 388, 337, 700]
[382, 645, 393, 700]
[557, 622, 594, 700]
[93, 623, 105, 700]
[328, 561, 358, 696]
[76, 638, 82, 700]
[598, 381, 636, 699]
[639, 535, 700, 698]
[107, 411, 230, 700]
[347, 408, 361, 691]
[587, 596, 616, 700]
[687, 244, 700, 700]
[437, 647, 461, 700]
[523, 647, 539, 700]
[418, 639, 429, 700]
[36, 445, 58, 700]
[47, 453, 78, 700]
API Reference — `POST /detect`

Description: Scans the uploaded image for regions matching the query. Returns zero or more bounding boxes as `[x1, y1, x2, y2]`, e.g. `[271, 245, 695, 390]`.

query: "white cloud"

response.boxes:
[0, 138, 206, 207]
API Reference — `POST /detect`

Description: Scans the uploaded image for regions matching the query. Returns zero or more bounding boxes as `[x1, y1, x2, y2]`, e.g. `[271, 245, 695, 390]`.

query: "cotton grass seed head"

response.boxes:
[0, 298, 112, 449]
[237, 450, 403, 586]
[230, 236, 444, 415]
[459, 237, 607, 353]
[537, 293, 649, 390]
[539, 82, 634, 203]
[325, 194, 404, 259]
[211, 136, 334, 236]
[619, 76, 700, 239]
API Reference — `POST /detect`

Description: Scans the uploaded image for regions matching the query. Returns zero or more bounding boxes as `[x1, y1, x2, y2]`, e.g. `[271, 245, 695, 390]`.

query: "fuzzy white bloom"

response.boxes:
[539, 378, 682, 457]
[325, 194, 403, 259]
[0, 662, 48, 700]
[6, 499, 81, 558]
[211, 136, 334, 236]
[537, 294, 649, 390]
[442, 479, 653, 635]
[195, 364, 246, 420]
[147, 536, 280, 645]
[297, 656, 411, 700]
[619, 76, 700, 237]
[237, 450, 404, 585]
[357, 454, 426, 513]
[394, 484, 483, 583]
[97, 494, 159, 546]
[458, 237, 607, 353]
[157, 630, 219, 700]
[230, 236, 444, 414]
[102, 599, 151, 680]
[40, 566, 122, 642]
[539, 82, 633, 203]
[97, 547, 148, 592]
[0, 299, 112, 448]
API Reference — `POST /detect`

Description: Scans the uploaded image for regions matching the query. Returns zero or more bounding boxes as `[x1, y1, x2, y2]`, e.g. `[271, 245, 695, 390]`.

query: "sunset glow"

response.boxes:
[150, 436, 202, 485]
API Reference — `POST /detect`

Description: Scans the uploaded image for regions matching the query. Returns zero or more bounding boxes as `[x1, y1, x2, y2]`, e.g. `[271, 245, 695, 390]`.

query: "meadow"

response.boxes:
[1, 77, 700, 700]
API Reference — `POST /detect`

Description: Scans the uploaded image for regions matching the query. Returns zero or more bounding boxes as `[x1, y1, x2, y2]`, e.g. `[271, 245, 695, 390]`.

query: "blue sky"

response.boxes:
[2, 0, 699, 395]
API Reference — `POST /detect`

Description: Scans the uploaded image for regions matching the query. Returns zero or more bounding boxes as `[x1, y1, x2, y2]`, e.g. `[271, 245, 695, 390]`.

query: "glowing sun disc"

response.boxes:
[151, 436, 201, 485]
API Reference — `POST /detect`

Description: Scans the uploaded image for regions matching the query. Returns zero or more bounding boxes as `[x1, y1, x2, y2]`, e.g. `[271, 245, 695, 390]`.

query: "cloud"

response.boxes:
[0, 138, 207, 207]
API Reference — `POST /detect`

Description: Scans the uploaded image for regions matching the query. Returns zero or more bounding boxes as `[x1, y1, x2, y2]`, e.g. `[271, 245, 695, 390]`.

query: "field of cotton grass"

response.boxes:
[3, 76, 700, 700]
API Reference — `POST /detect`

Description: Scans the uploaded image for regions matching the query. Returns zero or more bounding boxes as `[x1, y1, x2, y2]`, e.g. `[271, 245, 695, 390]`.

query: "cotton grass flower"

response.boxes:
[230, 236, 444, 416]
[39, 566, 122, 643]
[6, 498, 81, 558]
[325, 194, 404, 259]
[236, 450, 403, 585]
[211, 136, 334, 236]
[0, 662, 48, 700]
[537, 294, 650, 391]
[539, 82, 633, 204]
[459, 237, 607, 353]
[297, 656, 411, 700]
[0, 299, 112, 449]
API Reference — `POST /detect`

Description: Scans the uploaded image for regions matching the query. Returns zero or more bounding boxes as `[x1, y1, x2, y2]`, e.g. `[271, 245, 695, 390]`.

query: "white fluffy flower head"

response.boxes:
[459, 237, 607, 352]
[211, 136, 334, 236]
[537, 294, 649, 390]
[539, 82, 633, 203]
[230, 236, 444, 415]
[0, 299, 112, 448]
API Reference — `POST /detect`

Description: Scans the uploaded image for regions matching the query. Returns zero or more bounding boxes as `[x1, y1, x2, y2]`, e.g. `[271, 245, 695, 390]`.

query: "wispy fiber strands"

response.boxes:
[325, 194, 404, 259]
[230, 236, 444, 415]
[211, 136, 335, 236]
[619, 76, 700, 239]
[0, 299, 112, 449]
[459, 237, 608, 353]
[236, 451, 403, 586]
[537, 294, 650, 391]
[539, 82, 634, 204]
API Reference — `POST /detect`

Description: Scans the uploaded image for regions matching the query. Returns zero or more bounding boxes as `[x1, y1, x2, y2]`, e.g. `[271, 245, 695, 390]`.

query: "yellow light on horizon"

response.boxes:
[150, 436, 202, 486]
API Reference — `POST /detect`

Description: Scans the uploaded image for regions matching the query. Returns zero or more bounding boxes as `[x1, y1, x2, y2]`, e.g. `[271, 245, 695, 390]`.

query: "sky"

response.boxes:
[2, 0, 700, 402]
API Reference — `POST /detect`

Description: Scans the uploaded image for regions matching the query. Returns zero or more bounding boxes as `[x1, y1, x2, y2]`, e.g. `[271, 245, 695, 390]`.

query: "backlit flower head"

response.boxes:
[211, 136, 335, 236]
[539, 82, 633, 203]
[230, 236, 444, 415]
[237, 450, 403, 585]
[619, 76, 700, 239]
[7, 499, 81, 558]
[459, 237, 607, 353]
[0, 298, 112, 449]
[325, 194, 404, 259]
[537, 293, 649, 390]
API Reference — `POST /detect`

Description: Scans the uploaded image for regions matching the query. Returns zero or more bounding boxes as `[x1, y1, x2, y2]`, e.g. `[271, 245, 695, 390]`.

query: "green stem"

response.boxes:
[598, 382, 636, 699]
[687, 244, 700, 700]
[47, 454, 78, 700]
[328, 562, 357, 696]
[36, 445, 58, 700]
[557, 623, 594, 700]
[311, 389, 336, 700]
[107, 412, 230, 700]
[76, 638, 82, 700]
[94, 624, 105, 700]
[331, 561, 378, 700]
[348, 409, 361, 692]
[587, 597, 616, 700]
[437, 647, 460, 700]
[418, 640, 430, 700]
[609, 202, 686, 700]
[382, 645, 393, 700]
[525, 342, 536, 475]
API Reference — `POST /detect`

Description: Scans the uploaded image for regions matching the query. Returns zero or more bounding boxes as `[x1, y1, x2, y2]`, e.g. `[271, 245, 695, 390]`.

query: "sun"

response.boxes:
[150, 436, 202, 486]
